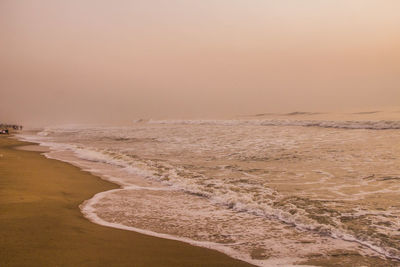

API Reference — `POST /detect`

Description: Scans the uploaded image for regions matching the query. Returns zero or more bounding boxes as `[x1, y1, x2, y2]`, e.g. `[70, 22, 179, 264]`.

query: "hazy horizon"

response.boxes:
[1, 0, 399, 126]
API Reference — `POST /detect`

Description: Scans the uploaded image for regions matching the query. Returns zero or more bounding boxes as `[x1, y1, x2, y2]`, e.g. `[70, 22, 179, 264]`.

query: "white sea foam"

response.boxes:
[80, 188, 307, 267]
[16, 122, 400, 265]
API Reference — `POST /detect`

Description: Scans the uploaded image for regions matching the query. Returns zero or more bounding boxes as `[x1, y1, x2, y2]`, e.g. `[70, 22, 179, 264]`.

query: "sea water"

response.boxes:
[19, 118, 400, 266]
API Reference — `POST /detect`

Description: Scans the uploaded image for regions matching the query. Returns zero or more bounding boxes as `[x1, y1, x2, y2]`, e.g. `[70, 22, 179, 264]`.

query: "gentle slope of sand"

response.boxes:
[0, 136, 252, 267]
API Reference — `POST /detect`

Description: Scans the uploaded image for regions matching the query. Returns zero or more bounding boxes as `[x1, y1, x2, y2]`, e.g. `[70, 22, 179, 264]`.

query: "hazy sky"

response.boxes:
[1, 0, 399, 125]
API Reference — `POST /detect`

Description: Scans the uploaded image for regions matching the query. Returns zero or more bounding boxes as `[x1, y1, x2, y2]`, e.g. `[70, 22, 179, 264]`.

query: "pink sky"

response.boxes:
[1, 0, 399, 125]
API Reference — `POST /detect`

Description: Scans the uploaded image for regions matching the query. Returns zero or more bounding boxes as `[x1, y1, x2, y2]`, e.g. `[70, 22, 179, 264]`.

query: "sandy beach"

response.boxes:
[0, 136, 252, 267]
[3, 129, 398, 267]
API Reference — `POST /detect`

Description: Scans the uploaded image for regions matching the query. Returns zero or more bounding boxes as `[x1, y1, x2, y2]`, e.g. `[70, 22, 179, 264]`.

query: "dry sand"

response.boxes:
[0, 136, 252, 267]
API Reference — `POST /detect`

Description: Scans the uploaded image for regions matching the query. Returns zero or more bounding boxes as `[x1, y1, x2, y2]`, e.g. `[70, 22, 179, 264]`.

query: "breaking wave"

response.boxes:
[17, 122, 400, 265]
[148, 119, 400, 130]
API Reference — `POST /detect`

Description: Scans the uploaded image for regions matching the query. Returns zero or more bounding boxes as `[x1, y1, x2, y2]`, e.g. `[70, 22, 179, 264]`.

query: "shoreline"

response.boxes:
[8, 133, 398, 267]
[15, 139, 267, 266]
[0, 136, 252, 266]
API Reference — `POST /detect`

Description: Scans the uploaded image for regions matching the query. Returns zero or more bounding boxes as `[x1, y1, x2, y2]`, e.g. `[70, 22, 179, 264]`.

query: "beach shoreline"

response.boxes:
[0, 135, 252, 267]
[5, 132, 398, 267]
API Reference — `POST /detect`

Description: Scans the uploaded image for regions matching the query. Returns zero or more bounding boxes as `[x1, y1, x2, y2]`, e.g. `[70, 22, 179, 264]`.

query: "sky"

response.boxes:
[1, 0, 399, 125]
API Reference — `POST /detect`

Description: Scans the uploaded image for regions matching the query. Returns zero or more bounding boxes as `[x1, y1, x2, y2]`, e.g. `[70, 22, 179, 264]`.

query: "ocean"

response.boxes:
[19, 117, 400, 266]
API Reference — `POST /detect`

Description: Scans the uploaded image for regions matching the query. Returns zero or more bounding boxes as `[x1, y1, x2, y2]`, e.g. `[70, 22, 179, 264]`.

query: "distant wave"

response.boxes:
[132, 118, 149, 123]
[284, 111, 323, 116]
[351, 111, 381, 115]
[147, 119, 400, 130]
[242, 111, 322, 117]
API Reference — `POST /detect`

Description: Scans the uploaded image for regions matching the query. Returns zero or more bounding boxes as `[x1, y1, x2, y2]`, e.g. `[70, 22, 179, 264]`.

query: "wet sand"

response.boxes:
[16, 144, 50, 152]
[0, 136, 252, 267]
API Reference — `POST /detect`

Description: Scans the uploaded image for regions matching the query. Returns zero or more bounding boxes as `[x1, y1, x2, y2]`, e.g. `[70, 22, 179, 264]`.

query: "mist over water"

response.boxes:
[1, 0, 400, 125]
